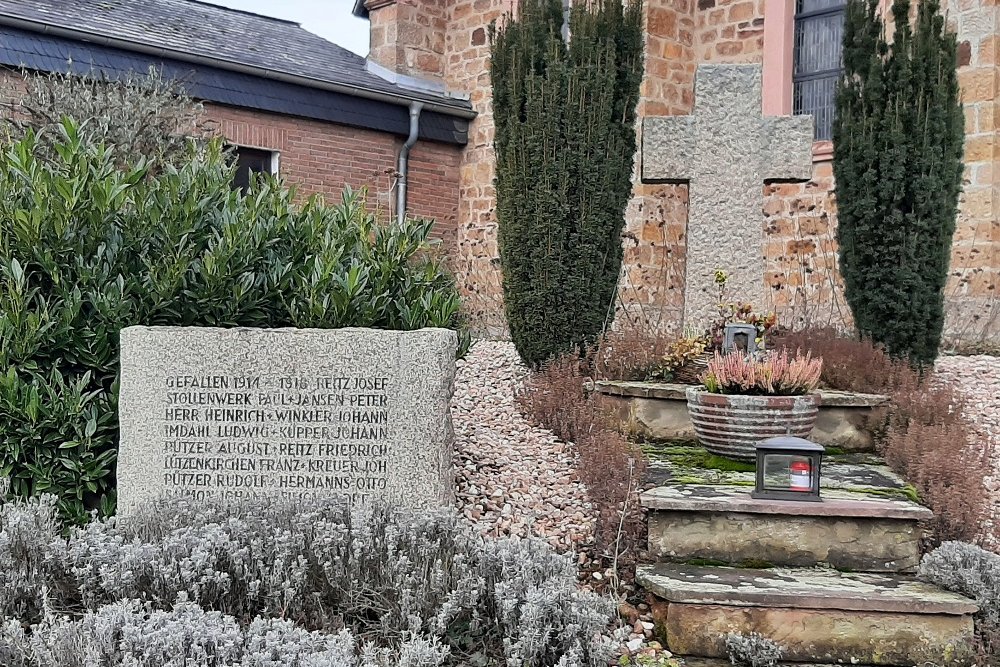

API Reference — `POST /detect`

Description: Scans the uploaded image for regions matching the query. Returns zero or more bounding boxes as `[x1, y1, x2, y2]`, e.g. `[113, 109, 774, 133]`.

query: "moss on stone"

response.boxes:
[643, 443, 756, 473]
[848, 483, 922, 504]
[684, 558, 729, 567]
[703, 455, 756, 473]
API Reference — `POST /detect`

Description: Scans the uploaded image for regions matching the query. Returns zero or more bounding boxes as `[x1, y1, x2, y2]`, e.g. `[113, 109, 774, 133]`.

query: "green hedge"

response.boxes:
[491, 0, 644, 367]
[0, 121, 466, 521]
[833, 0, 963, 365]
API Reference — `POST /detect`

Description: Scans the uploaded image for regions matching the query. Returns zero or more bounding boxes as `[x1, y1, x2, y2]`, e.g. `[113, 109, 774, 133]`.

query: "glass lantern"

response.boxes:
[723, 323, 759, 355]
[751, 436, 825, 502]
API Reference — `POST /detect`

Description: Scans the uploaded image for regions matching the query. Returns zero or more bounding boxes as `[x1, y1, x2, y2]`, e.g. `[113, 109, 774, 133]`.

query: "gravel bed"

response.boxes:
[451, 341, 596, 556]
[451, 341, 667, 662]
[935, 354, 1000, 550]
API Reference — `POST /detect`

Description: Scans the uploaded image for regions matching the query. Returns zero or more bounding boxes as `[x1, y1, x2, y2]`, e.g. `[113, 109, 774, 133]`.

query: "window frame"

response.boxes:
[792, 0, 847, 141]
[229, 144, 280, 192]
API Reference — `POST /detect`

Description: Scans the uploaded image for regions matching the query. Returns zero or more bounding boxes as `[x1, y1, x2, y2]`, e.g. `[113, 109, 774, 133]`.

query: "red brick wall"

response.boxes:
[0, 67, 461, 241]
[208, 104, 462, 243]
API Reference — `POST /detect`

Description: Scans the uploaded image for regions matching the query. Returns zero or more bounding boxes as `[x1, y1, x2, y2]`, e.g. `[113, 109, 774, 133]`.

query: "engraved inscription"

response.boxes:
[160, 375, 391, 503]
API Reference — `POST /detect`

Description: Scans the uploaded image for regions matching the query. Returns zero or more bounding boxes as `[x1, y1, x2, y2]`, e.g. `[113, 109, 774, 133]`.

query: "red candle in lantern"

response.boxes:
[790, 460, 812, 491]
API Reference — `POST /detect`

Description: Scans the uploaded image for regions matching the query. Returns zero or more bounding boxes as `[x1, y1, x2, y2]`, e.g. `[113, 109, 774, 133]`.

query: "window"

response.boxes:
[793, 0, 846, 141]
[231, 146, 278, 193]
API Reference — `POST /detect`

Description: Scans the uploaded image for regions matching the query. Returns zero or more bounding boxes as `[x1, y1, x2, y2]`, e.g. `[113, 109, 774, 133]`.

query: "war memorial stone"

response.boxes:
[116, 326, 457, 515]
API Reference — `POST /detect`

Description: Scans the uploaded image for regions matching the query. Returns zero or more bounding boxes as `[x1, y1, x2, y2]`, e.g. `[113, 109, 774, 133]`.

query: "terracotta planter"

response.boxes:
[685, 387, 821, 462]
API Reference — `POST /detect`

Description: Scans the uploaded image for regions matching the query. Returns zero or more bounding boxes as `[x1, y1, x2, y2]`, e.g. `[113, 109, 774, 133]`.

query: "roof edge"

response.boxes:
[353, 0, 368, 19]
[0, 13, 474, 119]
[366, 60, 470, 102]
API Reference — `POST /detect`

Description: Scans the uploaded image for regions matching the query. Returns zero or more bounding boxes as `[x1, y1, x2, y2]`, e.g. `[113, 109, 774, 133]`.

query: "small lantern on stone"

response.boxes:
[751, 436, 824, 502]
[723, 323, 759, 355]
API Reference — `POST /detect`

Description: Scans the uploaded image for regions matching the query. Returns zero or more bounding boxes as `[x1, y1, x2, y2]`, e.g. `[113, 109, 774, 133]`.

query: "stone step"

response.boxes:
[643, 483, 932, 572]
[638, 563, 977, 667]
[683, 660, 879, 667]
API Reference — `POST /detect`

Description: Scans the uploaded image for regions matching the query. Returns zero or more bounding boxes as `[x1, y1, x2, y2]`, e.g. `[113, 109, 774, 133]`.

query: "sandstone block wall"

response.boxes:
[666, 0, 1000, 340]
[361, 0, 998, 342]
[367, 0, 450, 83]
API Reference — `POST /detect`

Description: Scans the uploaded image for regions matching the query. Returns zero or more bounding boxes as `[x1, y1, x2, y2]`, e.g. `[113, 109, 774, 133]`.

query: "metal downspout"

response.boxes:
[397, 102, 423, 224]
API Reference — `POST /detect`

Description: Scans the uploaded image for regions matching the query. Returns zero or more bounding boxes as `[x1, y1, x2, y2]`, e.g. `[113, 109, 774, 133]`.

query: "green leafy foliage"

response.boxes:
[833, 0, 964, 365]
[0, 122, 466, 522]
[3, 67, 211, 171]
[490, 0, 644, 367]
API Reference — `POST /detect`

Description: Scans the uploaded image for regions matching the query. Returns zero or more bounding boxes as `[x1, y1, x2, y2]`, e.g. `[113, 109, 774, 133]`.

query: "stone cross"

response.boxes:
[641, 64, 814, 331]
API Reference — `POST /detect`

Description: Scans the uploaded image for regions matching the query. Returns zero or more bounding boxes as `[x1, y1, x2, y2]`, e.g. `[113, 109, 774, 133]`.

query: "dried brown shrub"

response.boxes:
[592, 317, 676, 381]
[772, 327, 895, 393]
[780, 328, 997, 547]
[885, 370, 997, 546]
[516, 350, 647, 575]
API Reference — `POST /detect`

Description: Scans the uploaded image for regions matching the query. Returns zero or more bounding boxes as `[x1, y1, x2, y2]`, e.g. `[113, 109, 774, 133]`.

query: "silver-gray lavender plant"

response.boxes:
[919, 540, 1000, 658]
[0, 496, 618, 667]
[725, 632, 784, 667]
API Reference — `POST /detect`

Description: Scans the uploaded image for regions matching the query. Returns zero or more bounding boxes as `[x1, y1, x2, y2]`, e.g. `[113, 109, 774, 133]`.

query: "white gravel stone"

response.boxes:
[451, 341, 596, 555]
[935, 354, 1000, 550]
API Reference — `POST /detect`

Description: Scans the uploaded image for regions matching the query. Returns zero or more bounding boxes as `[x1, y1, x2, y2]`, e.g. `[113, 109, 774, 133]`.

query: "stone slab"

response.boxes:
[117, 326, 457, 515]
[656, 601, 975, 666]
[644, 454, 912, 498]
[641, 484, 931, 520]
[637, 564, 978, 615]
[594, 380, 890, 408]
[647, 506, 923, 572]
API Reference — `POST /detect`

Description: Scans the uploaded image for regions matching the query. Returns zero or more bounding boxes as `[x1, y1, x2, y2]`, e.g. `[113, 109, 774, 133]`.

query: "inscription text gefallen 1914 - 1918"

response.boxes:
[117, 327, 457, 515]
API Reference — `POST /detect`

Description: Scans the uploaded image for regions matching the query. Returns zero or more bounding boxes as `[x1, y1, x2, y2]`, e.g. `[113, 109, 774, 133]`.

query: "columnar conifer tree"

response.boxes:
[833, 0, 964, 365]
[490, 0, 644, 367]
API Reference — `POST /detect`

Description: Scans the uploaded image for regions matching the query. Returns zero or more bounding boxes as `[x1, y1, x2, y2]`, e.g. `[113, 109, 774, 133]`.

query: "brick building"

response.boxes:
[0, 0, 995, 342]
[0, 0, 474, 245]
[355, 0, 998, 342]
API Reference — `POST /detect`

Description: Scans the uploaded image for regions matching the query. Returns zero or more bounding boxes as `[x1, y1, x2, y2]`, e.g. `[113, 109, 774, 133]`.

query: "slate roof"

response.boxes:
[0, 26, 469, 144]
[0, 0, 472, 115]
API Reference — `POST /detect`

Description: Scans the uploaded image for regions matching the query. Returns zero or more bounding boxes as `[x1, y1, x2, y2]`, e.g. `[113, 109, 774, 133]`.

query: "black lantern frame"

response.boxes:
[751, 436, 825, 502]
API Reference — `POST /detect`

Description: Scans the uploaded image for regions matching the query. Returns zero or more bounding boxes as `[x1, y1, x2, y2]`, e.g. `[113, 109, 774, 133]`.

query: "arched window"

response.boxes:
[793, 0, 846, 140]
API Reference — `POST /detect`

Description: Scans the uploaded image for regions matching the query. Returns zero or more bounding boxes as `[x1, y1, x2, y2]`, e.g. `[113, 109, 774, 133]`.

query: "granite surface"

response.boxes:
[641, 64, 813, 331]
[117, 326, 457, 515]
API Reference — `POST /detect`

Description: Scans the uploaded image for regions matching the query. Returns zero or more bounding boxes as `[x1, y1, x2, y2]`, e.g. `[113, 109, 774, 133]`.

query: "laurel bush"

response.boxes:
[0, 495, 618, 667]
[0, 121, 466, 522]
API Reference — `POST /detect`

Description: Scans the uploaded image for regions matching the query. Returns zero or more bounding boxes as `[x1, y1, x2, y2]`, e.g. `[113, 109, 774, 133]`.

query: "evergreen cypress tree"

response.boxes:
[490, 0, 644, 367]
[833, 0, 964, 365]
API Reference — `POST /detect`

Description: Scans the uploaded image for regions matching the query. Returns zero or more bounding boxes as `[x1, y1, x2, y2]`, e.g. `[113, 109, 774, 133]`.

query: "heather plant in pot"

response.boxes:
[686, 349, 824, 461]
